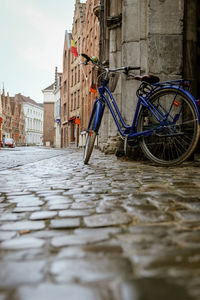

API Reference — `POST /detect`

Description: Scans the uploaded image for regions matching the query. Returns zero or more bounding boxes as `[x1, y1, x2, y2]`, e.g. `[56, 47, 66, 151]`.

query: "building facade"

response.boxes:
[0, 91, 3, 146]
[0, 90, 43, 146]
[61, 0, 86, 148]
[42, 83, 55, 147]
[10, 98, 25, 145]
[0, 90, 26, 145]
[61, 31, 71, 148]
[79, 0, 100, 147]
[96, 0, 200, 153]
[60, 0, 100, 148]
[14, 94, 43, 146]
[54, 67, 62, 148]
[1, 91, 13, 140]
[68, 0, 85, 147]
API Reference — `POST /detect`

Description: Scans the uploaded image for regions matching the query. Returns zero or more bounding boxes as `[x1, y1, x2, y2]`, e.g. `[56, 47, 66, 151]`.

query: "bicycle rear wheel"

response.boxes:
[138, 88, 200, 166]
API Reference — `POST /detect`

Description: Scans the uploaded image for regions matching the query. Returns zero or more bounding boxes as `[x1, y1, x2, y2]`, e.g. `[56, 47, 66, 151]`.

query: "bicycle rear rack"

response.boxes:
[136, 79, 192, 99]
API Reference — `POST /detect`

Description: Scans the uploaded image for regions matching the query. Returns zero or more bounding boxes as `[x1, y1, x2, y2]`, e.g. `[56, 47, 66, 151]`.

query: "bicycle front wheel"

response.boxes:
[83, 105, 98, 164]
[138, 88, 200, 166]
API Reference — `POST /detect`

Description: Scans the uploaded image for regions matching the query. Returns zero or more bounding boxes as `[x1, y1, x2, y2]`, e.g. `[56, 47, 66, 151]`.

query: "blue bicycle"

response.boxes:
[81, 54, 200, 166]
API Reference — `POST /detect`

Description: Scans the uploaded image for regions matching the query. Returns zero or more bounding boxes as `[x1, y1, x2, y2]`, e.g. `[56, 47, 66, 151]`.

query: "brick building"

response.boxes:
[54, 67, 62, 148]
[61, 31, 71, 148]
[0, 90, 25, 145]
[60, 0, 100, 148]
[79, 0, 100, 147]
[68, 0, 85, 147]
[0, 91, 3, 146]
[98, 0, 200, 153]
[1, 91, 12, 140]
[42, 83, 55, 147]
[10, 98, 25, 145]
[61, 0, 86, 148]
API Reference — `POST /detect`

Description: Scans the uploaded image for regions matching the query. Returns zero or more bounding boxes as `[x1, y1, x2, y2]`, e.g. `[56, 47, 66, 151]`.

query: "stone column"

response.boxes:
[148, 0, 184, 81]
[98, 0, 123, 154]
[183, 0, 198, 97]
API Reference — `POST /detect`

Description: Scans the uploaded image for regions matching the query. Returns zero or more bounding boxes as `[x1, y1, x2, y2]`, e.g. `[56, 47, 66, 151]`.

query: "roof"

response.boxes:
[42, 83, 54, 92]
[14, 93, 43, 109]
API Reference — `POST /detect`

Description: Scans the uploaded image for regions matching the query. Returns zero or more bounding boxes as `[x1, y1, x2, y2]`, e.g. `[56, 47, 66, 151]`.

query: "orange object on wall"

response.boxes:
[75, 118, 81, 125]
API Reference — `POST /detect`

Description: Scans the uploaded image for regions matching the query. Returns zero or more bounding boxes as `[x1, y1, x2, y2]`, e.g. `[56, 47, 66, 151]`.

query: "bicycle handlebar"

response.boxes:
[81, 53, 91, 63]
[81, 53, 140, 75]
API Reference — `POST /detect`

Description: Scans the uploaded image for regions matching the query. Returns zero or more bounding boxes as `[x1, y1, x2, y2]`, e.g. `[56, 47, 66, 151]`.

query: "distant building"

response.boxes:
[10, 97, 25, 145]
[79, 0, 100, 147]
[0, 90, 42, 146]
[1, 91, 14, 140]
[60, 0, 86, 148]
[0, 90, 3, 145]
[14, 94, 43, 145]
[42, 83, 55, 147]
[54, 67, 62, 148]
[60, 31, 71, 148]
[60, 0, 100, 148]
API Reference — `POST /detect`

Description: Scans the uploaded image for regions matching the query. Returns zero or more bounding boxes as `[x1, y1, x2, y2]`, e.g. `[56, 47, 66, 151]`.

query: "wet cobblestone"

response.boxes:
[0, 147, 200, 299]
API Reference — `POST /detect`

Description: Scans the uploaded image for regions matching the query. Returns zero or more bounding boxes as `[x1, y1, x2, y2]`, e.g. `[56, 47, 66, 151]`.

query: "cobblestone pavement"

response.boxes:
[0, 147, 200, 300]
[0, 147, 67, 171]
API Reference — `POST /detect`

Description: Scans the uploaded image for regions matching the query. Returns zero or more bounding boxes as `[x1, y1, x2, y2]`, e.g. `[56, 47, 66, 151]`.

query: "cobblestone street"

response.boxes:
[0, 147, 200, 300]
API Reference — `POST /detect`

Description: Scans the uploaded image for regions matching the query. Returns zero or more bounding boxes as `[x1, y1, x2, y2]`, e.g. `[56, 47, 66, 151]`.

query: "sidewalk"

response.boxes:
[0, 148, 200, 299]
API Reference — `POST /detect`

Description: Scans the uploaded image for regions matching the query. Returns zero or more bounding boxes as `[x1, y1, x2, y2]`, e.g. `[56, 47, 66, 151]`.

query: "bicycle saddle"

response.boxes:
[134, 75, 160, 84]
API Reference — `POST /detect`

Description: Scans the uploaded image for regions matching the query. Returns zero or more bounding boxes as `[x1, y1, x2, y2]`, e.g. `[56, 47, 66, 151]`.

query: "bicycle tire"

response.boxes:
[83, 130, 97, 164]
[83, 105, 98, 164]
[137, 87, 200, 166]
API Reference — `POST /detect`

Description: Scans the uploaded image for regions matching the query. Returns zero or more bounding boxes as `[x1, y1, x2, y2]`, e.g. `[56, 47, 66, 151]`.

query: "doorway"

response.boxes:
[184, 0, 200, 98]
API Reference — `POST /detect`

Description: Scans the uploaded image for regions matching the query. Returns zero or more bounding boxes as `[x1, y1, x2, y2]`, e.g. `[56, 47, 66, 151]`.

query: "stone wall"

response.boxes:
[99, 0, 186, 154]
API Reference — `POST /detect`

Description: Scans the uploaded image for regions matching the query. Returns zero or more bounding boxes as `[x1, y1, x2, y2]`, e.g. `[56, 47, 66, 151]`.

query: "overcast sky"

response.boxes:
[0, 0, 80, 103]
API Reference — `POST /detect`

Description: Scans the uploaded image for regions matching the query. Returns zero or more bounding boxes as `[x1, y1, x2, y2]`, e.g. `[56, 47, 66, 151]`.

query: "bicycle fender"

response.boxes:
[93, 100, 105, 132]
[180, 88, 200, 124]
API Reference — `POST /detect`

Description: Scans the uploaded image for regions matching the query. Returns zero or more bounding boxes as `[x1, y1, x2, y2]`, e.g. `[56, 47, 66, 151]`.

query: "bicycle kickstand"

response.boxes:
[124, 135, 128, 155]
[115, 135, 128, 158]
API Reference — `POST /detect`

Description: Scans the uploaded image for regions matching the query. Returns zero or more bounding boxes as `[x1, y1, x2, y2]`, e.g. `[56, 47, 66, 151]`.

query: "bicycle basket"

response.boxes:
[108, 73, 119, 92]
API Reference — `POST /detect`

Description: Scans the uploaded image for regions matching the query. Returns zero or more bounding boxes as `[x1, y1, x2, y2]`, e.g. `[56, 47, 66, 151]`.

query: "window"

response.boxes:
[64, 80, 67, 94]
[64, 51, 67, 71]
[78, 65, 80, 82]
[71, 94, 73, 111]
[74, 92, 76, 109]
[77, 90, 80, 108]
[64, 103, 66, 116]
[78, 37, 81, 54]
[71, 69, 74, 87]
[75, 19, 78, 33]
[75, 67, 77, 85]
[82, 38, 85, 53]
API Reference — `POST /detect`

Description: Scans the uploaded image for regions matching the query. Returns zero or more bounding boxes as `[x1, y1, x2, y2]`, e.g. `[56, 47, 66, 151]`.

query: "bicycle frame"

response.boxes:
[88, 78, 200, 140]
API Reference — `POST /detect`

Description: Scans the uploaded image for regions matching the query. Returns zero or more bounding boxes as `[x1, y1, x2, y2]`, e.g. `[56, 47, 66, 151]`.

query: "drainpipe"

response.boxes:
[99, 0, 104, 64]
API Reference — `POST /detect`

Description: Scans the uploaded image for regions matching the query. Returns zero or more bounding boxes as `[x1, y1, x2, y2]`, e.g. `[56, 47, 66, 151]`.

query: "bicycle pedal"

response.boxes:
[115, 150, 125, 157]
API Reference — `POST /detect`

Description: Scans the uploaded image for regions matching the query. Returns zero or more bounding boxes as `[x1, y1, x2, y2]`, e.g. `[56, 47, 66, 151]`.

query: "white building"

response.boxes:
[42, 68, 62, 148]
[15, 94, 43, 145]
